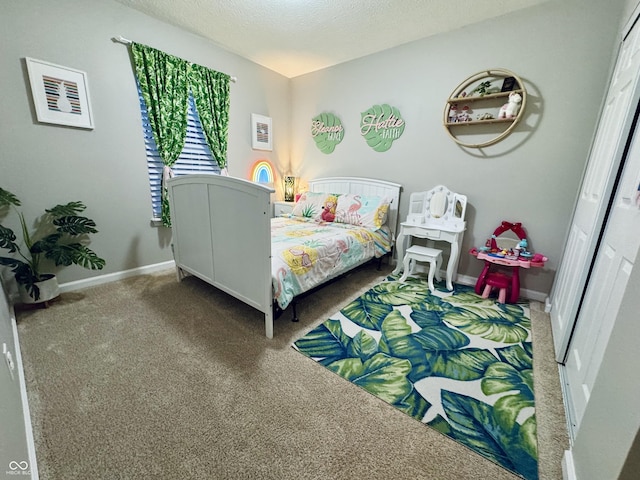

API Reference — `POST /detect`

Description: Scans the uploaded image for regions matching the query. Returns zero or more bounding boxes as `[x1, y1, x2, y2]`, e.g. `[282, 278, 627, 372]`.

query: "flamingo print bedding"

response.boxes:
[271, 216, 392, 310]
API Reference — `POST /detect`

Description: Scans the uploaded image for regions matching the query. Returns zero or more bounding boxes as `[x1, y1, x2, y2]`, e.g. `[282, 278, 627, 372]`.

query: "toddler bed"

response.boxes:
[167, 175, 402, 338]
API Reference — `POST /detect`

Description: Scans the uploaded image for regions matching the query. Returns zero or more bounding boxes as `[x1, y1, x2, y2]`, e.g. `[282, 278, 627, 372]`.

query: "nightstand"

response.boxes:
[274, 201, 295, 217]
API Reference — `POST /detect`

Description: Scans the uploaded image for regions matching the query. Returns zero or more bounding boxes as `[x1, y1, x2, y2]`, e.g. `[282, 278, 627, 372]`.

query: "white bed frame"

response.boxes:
[167, 174, 402, 338]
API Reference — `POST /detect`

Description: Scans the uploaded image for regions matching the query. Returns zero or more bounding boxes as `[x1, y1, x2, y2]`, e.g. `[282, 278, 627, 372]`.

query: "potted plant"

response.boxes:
[0, 187, 105, 303]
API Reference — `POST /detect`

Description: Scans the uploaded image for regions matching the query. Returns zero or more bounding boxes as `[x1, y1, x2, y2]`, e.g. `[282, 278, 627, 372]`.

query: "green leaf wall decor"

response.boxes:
[360, 104, 405, 152]
[311, 112, 344, 154]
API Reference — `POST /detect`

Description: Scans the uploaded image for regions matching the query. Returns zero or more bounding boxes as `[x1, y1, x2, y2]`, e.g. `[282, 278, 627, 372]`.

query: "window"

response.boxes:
[137, 85, 220, 220]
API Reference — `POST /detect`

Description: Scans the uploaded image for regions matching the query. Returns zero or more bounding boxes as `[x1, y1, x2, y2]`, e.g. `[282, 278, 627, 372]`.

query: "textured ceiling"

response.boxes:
[115, 0, 548, 78]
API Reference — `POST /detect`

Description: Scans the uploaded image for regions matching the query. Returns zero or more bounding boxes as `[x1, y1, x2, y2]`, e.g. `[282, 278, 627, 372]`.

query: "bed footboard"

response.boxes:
[168, 174, 276, 338]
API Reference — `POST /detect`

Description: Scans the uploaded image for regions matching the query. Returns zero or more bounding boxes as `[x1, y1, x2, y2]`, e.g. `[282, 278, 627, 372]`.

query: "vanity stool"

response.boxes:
[481, 271, 511, 304]
[398, 245, 443, 293]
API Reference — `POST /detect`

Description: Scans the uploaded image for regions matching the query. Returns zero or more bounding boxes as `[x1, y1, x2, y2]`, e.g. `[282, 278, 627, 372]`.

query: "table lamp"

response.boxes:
[284, 176, 296, 202]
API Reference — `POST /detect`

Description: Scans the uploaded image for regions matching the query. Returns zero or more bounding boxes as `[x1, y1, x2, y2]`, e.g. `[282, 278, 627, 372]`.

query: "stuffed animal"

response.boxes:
[498, 92, 522, 119]
[321, 195, 338, 222]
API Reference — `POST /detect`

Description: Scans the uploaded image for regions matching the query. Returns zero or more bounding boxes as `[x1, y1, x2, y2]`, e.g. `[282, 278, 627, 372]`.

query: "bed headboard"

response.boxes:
[308, 177, 402, 239]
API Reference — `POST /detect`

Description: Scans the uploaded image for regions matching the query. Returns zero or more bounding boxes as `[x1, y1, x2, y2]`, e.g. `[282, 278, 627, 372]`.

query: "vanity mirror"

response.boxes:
[429, 190, 447, 218]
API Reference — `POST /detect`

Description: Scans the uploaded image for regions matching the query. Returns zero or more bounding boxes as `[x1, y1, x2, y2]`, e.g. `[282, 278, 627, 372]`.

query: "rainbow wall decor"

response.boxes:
[251, 160, 275, 184]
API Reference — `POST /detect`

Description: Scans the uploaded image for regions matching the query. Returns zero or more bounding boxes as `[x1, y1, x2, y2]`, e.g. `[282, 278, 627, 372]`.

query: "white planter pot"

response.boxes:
[18, 274, 60, 304]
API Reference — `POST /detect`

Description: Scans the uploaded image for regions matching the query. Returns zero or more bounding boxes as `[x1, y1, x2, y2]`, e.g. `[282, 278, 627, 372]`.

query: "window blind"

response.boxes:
[138, 86, 220, 220]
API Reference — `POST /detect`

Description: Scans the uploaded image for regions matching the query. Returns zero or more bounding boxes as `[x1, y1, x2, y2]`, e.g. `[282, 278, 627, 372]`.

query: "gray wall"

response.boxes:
[290, 0, 625, 295]
[0, 0, 290, 286]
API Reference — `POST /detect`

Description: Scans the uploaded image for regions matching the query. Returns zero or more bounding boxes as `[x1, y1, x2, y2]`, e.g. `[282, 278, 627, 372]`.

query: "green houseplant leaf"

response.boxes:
[0, 225, 20, 253]
[0, 187, 105, 301]
[47, 201, 86, 217]
[53, 215, 98, 235]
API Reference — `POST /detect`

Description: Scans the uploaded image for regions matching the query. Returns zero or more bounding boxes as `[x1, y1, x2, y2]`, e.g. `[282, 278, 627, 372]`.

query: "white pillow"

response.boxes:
[291, 192, 329, 220]
[334, 194, 390, 229]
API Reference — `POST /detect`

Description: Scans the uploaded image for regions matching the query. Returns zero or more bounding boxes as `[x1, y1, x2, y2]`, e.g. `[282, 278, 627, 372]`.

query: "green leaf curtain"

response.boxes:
[131, 42, 231, 226]
[190, 64, 230, 171]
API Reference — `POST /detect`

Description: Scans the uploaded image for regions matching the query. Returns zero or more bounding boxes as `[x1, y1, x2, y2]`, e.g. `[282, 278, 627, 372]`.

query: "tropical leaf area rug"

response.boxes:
[293, 275, 538, 480]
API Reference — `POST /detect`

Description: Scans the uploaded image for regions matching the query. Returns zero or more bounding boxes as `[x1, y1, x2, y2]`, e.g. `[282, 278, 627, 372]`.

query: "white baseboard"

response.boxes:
[58, 260, 175, 293]
[562, 449, 577, 480]
[52, 261, 549, 302]
[558, 364, 577, 443]
[545, 296, 552, 313]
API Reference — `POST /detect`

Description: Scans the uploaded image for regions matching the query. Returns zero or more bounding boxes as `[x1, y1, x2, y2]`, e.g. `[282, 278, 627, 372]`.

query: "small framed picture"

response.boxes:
[501, 76, 519, 92]
[251, 113, 272, 151]
[25, 57, 94, 129]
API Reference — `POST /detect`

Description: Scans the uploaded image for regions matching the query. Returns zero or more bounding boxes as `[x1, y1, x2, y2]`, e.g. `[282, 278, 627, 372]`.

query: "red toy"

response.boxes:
[470, 221, 547, 304]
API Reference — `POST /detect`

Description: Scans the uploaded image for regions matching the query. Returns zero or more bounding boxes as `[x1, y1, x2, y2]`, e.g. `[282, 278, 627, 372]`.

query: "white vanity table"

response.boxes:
[392, 186, 467, 291]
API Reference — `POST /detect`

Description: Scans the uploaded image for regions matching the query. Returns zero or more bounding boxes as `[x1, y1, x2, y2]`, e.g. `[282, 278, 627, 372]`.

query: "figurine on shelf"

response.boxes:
[476, 113, 495, 121]
[457, 105, 472, 122]
[498, 91, 522, 119]
[449, 104, 458, 123]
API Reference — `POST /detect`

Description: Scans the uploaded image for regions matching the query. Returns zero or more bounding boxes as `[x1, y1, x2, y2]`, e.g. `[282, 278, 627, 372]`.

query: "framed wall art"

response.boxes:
[251, 113, 272, 151]
[25, 57, 94, 129]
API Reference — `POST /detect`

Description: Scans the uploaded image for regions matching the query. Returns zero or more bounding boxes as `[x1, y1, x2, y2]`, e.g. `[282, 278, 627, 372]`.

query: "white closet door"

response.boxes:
[563, 104, 640, 436]
[549, 19, 640, 363]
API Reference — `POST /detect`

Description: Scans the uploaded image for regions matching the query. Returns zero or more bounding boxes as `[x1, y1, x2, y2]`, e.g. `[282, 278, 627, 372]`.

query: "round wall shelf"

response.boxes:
[443, 68, 527, 148]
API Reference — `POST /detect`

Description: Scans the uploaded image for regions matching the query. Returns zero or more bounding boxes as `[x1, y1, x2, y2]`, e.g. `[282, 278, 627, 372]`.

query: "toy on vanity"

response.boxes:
[471, 223, 547, 267]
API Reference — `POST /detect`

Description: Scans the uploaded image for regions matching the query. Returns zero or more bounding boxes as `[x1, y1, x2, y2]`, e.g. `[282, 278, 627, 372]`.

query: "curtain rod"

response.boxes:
[112, 35, 237, 82]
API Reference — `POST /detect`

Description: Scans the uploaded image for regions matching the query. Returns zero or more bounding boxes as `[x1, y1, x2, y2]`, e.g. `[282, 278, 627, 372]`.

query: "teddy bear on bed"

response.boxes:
[321, 195, 338, 222]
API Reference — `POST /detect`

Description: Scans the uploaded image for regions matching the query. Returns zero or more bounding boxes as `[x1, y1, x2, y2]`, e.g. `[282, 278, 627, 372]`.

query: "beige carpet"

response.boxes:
[16, 263, 568, 479]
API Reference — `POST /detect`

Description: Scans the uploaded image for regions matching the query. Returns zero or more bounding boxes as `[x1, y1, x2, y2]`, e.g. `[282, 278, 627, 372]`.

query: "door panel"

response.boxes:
[550, 21, 640, 363]
[563, 94, 640, 438]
